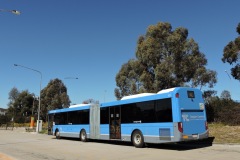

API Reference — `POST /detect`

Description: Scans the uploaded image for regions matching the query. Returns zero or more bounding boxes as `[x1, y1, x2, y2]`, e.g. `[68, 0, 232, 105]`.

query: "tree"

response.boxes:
[115, 22, 217, 99]
[203, 90, 217, 102]
[8, 87, 19, 103]
[7, 87, 20, 118]
[222, 23, 240, 80]
[220, 90, 231, 100]
[205, 95, 240, 125]
[82, 99, 99, 104]
[7, 89, 34, 123]
[41, 78, 71, 121]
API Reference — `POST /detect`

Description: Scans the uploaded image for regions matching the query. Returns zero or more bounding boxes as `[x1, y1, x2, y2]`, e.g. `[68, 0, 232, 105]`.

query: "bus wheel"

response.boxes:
[55, 130, 60, 139]
[132, 130, 144, 148]
[80, 129, 87, 142]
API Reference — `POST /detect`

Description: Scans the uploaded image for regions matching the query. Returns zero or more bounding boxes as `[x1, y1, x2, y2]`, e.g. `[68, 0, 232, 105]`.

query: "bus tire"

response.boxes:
[80, 129, 87, 142]
[55, 129, 60, 139]
[132, 130, 145, 148]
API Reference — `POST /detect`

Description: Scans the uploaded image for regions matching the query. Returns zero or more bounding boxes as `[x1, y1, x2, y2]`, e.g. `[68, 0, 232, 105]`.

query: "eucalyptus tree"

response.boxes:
[115, 22, 217, 99]
[7, 88, 34, 123]
[222, 23, 240, 80]
[41, 78, 71, 121]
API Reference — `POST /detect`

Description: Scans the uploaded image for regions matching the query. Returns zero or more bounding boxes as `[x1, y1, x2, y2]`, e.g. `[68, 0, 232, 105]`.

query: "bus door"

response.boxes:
[109, 106, 121, 139]
[48, 114, 54, 135]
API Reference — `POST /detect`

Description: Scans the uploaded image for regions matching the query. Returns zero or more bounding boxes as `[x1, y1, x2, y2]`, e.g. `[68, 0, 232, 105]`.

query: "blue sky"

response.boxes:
[1, 0, 240, 108]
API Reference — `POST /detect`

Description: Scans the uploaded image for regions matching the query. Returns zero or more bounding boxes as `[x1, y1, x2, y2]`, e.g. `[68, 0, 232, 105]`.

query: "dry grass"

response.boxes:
[209, 123, 240, 144]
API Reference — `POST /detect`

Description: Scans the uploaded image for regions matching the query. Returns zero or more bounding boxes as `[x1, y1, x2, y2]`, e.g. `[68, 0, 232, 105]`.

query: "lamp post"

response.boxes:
[225, 70, 231, 80]
[64, 77, 78, 80]
[14, 64, 42, 133]
[32, 95, 35, 115]
[225, 70, 233, 99]
[0, 9, 21, 15]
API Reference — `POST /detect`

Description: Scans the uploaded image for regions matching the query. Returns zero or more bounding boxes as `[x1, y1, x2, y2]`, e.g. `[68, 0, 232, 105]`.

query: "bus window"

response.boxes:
[136, 101, 155, 123]
[79, 110, 89, 124]
[54, 113, 67, 125]
[155, 98, 173, 122]
[187, 91, 195, 98]
[100, 107, 109, 124]
[68, 111, 80, 124]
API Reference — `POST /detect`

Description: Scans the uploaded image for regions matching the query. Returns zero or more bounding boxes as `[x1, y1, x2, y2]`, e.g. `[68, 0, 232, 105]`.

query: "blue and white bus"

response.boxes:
[48, 87, 208, 148]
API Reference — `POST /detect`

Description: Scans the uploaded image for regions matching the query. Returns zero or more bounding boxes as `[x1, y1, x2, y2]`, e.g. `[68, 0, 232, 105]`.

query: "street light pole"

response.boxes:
[224, 70, 233, 99]
[64, 77, 78, 79]
[14, 64, 42, 133]
[0, 9, 21, 15]
[225, 70, 231, 80]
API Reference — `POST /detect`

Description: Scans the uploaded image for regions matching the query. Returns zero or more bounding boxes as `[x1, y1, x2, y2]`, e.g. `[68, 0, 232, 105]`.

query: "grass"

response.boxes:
[208, 123, 240, 144]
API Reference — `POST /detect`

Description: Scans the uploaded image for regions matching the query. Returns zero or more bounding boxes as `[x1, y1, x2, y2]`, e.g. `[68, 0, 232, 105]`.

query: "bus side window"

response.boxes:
[54, 113, 60, 125]
[100, 107, 109, 124]
[155, 98, 173, 122]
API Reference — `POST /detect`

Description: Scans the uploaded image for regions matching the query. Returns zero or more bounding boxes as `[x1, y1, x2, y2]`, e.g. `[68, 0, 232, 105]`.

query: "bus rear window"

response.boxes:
[187, 91, 195, 98]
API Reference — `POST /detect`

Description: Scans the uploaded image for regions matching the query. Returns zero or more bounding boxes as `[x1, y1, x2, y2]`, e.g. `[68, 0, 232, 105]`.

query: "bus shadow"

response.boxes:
[91, 137, 215, 151]
[53, 137, 215, 151]
[53, 137, 134, 147]
[147, 137, 215, 151]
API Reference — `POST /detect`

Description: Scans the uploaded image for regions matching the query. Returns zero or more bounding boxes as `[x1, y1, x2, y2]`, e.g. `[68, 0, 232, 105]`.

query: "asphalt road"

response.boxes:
[0, 128, 239, 160]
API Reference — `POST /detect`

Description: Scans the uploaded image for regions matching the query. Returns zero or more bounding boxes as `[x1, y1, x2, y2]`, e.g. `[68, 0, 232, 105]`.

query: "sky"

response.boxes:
[0, 0, 240, 109]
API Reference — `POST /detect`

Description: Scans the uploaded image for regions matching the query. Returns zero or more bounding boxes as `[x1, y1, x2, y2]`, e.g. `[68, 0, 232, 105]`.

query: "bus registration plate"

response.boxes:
[192, 134, 198, 138]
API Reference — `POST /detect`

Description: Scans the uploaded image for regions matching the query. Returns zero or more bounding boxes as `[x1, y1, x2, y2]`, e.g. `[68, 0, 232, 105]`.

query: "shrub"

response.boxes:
[205, 97, 240, 125]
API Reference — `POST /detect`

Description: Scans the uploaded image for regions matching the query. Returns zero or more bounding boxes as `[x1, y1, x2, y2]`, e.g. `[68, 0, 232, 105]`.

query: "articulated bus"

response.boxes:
[48, 87, 208, 148]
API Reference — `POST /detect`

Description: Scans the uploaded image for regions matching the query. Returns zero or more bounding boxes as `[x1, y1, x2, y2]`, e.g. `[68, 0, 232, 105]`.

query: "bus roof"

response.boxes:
[69, 103, 90, 108]
[48, 103, 91, 114]
[157, 88, 175, 94]
[121, 93, 156, 100]
[100, 87, 199, 107]
[101, 88, 178, 107]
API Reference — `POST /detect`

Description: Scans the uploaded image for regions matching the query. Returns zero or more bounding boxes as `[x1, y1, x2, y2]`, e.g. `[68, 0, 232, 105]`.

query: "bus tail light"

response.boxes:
[178, 122, 183, 133]
[175, 93, 179, 98]
[205, 121, 208, 130]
